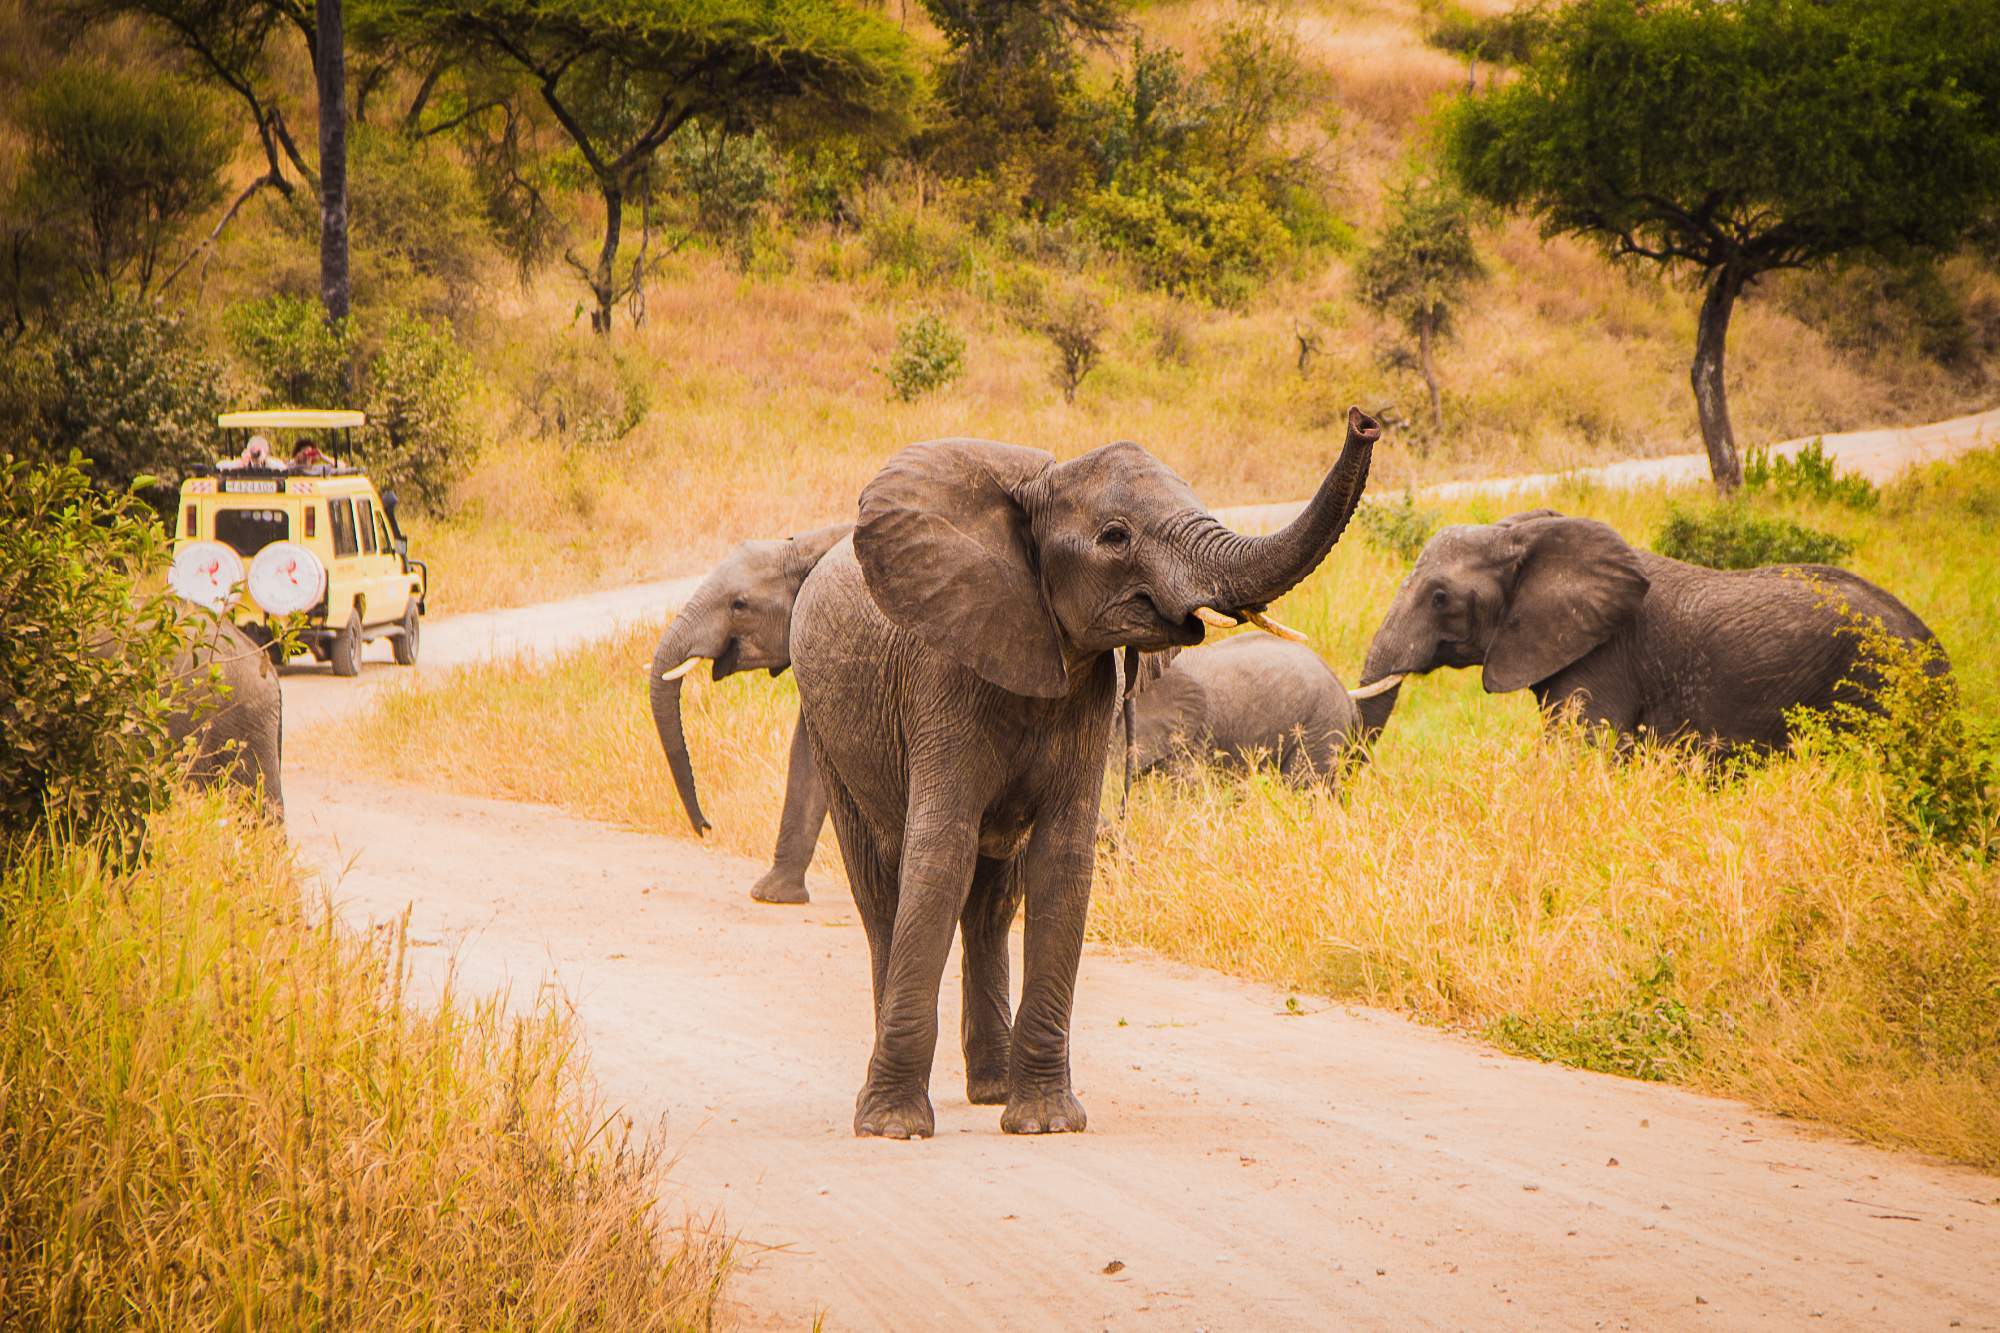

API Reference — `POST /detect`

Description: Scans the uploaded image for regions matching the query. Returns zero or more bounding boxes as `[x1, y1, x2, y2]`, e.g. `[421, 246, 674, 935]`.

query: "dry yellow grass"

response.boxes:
[319, 451, 2000, 1169]
[0, 792, 732, 1327]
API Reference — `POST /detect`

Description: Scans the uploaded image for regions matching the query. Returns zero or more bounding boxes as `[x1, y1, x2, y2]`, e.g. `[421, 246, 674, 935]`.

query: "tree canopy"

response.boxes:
[1442, 0, 2000, 490]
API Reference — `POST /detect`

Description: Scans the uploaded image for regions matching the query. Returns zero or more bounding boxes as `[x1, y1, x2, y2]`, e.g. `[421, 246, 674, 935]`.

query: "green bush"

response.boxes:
[509, 335, 651, 449]
[1743, 439, 1878, 509]
[1489, 954, 1700, 1082]
[881, 311, 965, 402]
[1654, 502, 1852, 570]
[227, 295, 358, 407]
[362, 313, 479, 517]
[349, 127, 490, 321]
[1356, 491, 1441, 562]
[669, 128, 776, 272]
[1, 300, 227, 497]
[1791, 615, 1997, 855]
[0, 453, 192, 848]
[1083, 167, 1291, 303]
[1423, 1, 1552, 65]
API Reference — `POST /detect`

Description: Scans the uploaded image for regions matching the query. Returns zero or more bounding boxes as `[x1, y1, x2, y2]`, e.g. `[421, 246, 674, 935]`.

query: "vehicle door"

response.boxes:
[353, 496, 405, 624]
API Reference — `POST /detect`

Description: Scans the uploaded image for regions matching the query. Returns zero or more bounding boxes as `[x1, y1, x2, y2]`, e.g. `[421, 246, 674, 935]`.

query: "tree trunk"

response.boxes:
[1418, 314, 1442, 435]
[315, 0, 350, 327]
[1691, 263, 1747, 495]
[591, 182, 623, 336]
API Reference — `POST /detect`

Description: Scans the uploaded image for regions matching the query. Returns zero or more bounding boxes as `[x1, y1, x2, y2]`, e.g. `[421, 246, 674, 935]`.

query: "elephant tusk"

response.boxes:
[659, 657, 703, 682]
[1348, 673, 1404, 700]
[1192, 605, 1238, 629]
[1244, 609, 1308, 644]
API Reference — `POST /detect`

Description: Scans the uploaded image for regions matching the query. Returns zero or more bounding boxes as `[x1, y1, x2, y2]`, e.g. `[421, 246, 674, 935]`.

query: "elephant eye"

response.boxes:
[1097, 522, 1132, 550]
[731, 595, 750, 612]
[1430, 587, 1449, 609]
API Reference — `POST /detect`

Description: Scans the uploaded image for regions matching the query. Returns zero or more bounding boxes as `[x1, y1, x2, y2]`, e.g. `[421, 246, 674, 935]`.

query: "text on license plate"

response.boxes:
[224, 479, 278, 493]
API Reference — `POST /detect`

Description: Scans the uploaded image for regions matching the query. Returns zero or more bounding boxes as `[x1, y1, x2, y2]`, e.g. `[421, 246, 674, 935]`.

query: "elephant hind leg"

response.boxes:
[822, 779, 897, 1019]
[961, 855, 1022, 1106]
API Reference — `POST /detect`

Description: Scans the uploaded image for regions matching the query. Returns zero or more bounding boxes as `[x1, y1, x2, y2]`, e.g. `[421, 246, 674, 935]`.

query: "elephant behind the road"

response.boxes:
[168, 618, 285, 816]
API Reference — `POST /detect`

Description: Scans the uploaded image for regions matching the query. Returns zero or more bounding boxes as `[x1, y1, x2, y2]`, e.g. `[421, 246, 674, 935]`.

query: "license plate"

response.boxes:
[224, 478, 278, 494]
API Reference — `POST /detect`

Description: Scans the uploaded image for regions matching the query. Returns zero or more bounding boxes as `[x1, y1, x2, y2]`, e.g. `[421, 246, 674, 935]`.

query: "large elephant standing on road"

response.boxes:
[648, 525, 849, 903]
[168, 618, 285, 817]
[1354, 510, 1944, 750]
[791, 409, 1381, 1138]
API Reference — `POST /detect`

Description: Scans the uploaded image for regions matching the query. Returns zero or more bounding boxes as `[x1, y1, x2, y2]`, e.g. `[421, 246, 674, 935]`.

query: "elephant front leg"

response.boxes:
[750, 717, 829, 905]
[960, 856, 1022, 1106]
[1002, 799, 1097, 1135]
[855, 801, 980, 1140]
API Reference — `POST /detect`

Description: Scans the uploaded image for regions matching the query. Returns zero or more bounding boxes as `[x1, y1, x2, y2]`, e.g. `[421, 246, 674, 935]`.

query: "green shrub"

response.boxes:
[1083, 167, 1290, 303]
[362, 313, 479, 517]
[1489, 957, 1700, 1083]
[669, 128, 776, 272]
[1654, 502, 1852, 569]
[349, 127, 490, 321]
[0, 453, 192, 847]
[1791, 614, 1997, 855]
[1423, 1, 1552, 65]
[1356, 491, 1441, 562]
[2, 300, 227, 497]
[1031, 286, 1107, 405]
[1743, 438, 1878, 509]
[510, 335, 651, 449]
[227, 294, 357, 407]
[881, 311, 965, 402]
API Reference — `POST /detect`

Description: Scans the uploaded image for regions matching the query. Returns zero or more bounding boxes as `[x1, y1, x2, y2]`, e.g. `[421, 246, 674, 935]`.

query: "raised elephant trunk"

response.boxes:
[1215, 407, 1381, 611]
[650, 589, 725, 836]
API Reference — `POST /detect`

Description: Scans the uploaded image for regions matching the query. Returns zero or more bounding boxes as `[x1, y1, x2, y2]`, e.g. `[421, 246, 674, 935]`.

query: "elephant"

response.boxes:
[1353, 509, 1944, 752]
[647, 524, 849, 903]
[789, 407, 1381, 1138]
[1129, 634, 1361, 784]
[167, 618, 285, 816]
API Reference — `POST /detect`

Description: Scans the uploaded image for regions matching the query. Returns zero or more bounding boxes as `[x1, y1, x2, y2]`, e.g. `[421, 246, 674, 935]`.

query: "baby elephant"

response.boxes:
[1129, 635, 1360, 783]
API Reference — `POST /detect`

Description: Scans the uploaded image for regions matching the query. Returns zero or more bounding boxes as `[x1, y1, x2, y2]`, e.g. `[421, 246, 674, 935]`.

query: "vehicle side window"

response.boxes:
[328, 498, 358, 558]
[214, 507, 289, 557]
[375, 511, 398, 556]
[358, 499, 378, 555]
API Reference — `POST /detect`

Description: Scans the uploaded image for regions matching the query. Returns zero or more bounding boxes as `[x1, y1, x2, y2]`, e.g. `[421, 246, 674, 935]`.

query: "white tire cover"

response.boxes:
[168, 541, 244, 611]
[247, 542, 327, 616]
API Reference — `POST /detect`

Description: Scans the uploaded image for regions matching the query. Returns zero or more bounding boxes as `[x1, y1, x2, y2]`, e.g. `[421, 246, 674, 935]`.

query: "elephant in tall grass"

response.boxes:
[1354, 510, 1943, 751]
[790, 409, 1381, 1138]
[1129, 634, 1362, 784]
[168, 618, 285, 816]
[648, 525, 849, 903]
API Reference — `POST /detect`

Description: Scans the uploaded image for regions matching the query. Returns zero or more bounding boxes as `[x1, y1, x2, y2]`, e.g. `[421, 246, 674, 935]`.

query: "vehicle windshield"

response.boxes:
[214, 507, 289, 557]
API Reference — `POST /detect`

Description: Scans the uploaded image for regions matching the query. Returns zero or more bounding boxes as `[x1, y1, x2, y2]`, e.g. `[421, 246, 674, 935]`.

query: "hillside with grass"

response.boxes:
[5, 0, 1999, 612]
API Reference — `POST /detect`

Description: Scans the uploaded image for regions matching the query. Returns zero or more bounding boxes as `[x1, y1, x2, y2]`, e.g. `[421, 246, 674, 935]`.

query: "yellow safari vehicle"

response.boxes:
[168, 410, 428, 676]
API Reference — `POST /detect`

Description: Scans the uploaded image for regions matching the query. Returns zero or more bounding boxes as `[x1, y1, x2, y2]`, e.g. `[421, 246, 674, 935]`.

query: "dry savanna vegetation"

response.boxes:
[320, 446, 2000, 1169]
[0, 792, 731, 1327]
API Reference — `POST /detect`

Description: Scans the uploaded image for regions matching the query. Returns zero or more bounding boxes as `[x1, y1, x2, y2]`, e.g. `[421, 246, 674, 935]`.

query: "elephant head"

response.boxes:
[1354, 510, 1650, 736]
[650, 524, 849, 834]
[853, 408, 1381, 697]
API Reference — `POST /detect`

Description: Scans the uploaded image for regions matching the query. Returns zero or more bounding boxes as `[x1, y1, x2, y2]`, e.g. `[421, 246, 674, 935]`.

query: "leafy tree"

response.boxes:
[1355, 170, 1484, 435]
[1443, 0, 2000, 492]
[226, 294, 358, 405]
[370, 0, 919, 335]
[13, 66, 230, 298]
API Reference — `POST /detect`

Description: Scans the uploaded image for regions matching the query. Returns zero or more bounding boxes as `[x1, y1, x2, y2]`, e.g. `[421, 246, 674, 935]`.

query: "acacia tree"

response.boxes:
[1356, 170, 1484, 436]
[1443, 0, 2000, 492]
[372, 0, 918, 335]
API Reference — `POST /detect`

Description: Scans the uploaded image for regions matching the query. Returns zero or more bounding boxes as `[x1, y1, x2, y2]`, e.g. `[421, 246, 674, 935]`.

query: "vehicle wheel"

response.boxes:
[329, 611, 364, 677]
[392, 600, 420, 666]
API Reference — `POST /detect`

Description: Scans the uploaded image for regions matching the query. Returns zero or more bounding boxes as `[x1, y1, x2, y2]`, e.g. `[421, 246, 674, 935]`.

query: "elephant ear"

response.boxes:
[1483, 517, 1649, 694]
[786, 523, 851, 577]
[855, 438, 1068, 698]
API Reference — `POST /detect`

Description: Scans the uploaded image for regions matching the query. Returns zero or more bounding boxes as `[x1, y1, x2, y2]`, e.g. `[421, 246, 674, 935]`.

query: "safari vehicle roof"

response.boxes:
[217, 409, 364, 429]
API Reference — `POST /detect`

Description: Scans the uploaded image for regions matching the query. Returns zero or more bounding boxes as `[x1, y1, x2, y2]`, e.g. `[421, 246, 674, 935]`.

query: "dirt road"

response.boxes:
[282, 407, 2000, 1328]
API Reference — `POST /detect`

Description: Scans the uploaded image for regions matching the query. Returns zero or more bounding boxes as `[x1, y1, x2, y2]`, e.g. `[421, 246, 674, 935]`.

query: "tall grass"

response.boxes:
[0, 793, 731, 1328]
[319, 452, 2000, 1168]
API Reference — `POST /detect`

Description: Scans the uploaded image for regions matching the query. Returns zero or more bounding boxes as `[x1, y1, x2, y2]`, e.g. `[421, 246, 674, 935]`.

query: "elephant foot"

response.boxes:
[1001, 1084, 1087, 1135]
[748, 868, 810, 905]
[965, 1049, 1011, 1105]
[853, 1087, 936, 1140]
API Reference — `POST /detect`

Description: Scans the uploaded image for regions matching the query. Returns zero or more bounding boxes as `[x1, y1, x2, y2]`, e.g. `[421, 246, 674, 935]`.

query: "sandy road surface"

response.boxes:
[281, 408, 2000, 1327]
[288, 774, 2000, 1330]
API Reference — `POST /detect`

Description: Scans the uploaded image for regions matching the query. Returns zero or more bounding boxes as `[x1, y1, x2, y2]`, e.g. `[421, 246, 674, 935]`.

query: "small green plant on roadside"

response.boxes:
[1743, 438, 1878, 509]
[1790, 607, 1998, 856]
[1355, 491, 1440, 562]
[1654, 502, 1851, 570]
[1488, 953, 1700, 1082]
[881, 311, 965, 402]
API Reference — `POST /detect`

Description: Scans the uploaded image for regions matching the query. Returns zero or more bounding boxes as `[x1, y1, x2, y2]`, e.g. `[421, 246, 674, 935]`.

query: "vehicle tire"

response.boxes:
[392, 600, 420, 666]
[329, 611, 364, 677]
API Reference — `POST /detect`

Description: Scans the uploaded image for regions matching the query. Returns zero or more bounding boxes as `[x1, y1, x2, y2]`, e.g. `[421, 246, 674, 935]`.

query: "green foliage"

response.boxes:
[362, 313, 479, 517]
[1423, 0, 1550, 65]
[881, 312, 965, 402]
[1083, 167, 1290, 303]
[1355, 168, 1485, 428]
[509, 336, 651, 450]
[1791, 615, 1997, 855]
[667, 127, 776, 272]
[227, 295, 358, 407]
[1743, 439, 1878, 510]
[1489, 954, 1700, 1082]
[13, 63, 230, 297]
[1, 300, 226, 496]
[1356, 491, 1441, 563]
[0, 453, 192, 847]
[785, 137, 865, 227]
[348, 126, 491, 321]
[1030, 285, 1107, 404]
[1654, 502, 1852, 570]
[1783, 258, 1990, 370]
[1443, 0, 2000, 271]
